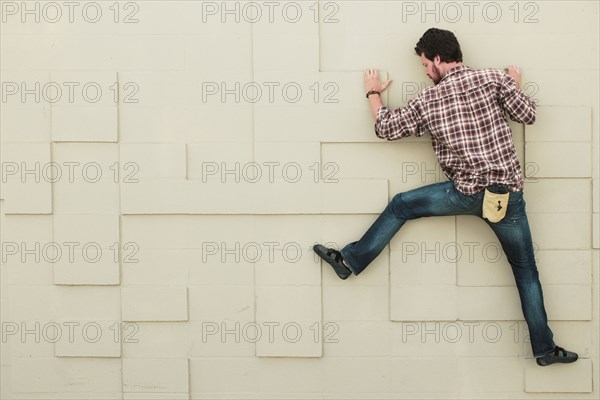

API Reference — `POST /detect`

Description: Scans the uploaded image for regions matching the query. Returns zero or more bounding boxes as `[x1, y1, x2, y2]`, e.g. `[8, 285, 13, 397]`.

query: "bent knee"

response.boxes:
[391, 192, 417, 220]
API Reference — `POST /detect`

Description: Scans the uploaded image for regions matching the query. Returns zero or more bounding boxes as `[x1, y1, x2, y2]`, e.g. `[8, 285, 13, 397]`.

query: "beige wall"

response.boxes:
[1, 0, 598, 398]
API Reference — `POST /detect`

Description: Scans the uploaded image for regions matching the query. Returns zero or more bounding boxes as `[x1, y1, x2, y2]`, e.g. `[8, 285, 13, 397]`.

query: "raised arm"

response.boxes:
[499, 65, 536, 125]
[364, 68, 392, 121]
[364, 69, 425, 140]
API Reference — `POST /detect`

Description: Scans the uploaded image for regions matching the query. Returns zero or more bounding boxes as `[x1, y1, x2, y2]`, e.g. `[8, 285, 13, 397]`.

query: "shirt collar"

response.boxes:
[439, 64, 471, 83]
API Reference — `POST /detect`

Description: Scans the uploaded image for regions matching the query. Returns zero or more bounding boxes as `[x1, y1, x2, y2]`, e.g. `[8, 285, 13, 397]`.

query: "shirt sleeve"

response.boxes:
[498, 73, 536, 125]
[374, 95, 426, 140]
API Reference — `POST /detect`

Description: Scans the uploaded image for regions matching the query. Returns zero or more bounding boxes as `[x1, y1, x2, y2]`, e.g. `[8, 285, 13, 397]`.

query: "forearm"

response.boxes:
[363, 68, 391, 122]
[368, 93, 384, 122]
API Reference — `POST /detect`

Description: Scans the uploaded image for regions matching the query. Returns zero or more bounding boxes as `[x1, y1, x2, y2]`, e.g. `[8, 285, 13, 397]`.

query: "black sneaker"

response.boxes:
[313, 244, 352, 280]
[536, 346, 578, 366]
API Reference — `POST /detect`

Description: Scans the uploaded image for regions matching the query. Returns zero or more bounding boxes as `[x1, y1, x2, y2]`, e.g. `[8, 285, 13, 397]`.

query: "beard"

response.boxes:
[431, 65, 443, 85]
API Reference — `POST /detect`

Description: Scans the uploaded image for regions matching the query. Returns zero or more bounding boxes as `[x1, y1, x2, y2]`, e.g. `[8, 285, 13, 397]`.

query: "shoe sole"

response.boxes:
[536, 355, 578, 366]
[313, 245, 351, 280]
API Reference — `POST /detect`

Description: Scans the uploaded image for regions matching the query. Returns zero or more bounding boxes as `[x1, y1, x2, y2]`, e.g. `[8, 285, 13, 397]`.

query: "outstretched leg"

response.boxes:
[340, 180, 481, 275]
[483, 190, 555, 357]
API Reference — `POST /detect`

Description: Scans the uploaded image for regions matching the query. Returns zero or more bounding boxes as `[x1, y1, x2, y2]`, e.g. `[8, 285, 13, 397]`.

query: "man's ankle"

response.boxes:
[342, 259, 352, 271]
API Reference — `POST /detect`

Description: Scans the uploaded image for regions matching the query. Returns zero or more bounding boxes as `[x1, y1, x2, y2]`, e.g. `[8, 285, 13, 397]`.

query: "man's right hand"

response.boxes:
[364, 69, 392, 94]
[505, 65, 521, 89]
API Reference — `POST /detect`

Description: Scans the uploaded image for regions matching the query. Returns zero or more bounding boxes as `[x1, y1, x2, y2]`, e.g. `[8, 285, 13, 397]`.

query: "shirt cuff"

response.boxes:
[376, 106, 389, 123]
[374, 106, 390, 137]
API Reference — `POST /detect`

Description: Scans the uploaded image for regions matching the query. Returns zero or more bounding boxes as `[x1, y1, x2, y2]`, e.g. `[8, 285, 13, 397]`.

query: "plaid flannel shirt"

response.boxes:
[375, 65, 536, 195]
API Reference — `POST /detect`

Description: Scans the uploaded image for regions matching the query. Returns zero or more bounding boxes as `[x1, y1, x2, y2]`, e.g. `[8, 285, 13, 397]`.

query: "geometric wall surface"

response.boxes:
[1, 1, 598, 398]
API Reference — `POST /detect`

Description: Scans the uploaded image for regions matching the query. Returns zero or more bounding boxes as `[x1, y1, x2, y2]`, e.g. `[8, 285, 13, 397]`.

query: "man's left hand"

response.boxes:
[505, 65, 521, 90]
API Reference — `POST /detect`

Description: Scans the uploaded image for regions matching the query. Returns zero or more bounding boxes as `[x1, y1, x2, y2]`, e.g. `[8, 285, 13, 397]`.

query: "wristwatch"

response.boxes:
[365, 90, 381, 99]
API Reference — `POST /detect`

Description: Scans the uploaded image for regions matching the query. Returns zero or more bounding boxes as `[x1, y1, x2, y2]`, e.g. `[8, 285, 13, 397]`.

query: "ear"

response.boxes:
[433, 55, 441, 65]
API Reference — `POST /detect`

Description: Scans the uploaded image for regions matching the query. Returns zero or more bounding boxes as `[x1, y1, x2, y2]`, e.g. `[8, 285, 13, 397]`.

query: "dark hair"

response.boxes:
[414, 28, 463, 63]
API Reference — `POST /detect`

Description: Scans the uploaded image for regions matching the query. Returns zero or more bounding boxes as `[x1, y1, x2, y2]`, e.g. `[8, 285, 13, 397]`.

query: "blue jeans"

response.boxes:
[340, 180, 555, 357]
